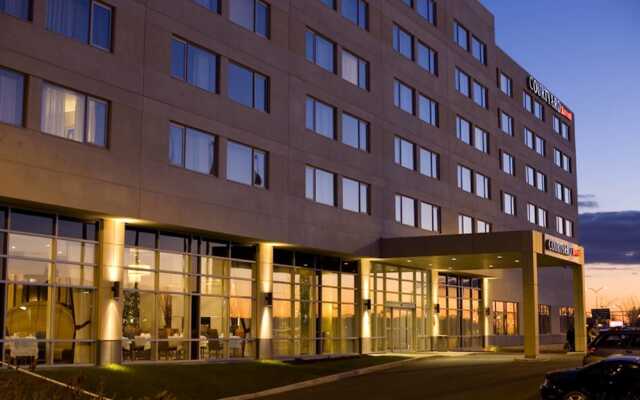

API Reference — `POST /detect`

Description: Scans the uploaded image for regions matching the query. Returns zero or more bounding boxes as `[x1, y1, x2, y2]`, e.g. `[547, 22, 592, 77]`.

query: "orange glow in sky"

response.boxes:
[585, 263, 640, 311]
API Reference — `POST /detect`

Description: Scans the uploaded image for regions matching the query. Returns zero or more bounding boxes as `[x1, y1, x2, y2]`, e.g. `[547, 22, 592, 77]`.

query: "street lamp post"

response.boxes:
[588, 286, 605, 309]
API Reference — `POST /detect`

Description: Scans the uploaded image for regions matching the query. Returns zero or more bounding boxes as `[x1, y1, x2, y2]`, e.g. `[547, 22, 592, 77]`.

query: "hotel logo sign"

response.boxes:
[527, 76, 573, 121]
[543, 235, 582, 263]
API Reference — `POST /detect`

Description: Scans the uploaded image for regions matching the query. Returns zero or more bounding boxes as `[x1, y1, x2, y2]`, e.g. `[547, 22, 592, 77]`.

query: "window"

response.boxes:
[417, 41, 437, 74]
[171, 37, 218, 93]
[553, 115, 560, 134]
[554, 149, 572, 172]
[524, 128, 534, 149]
[227, 141, 267, 188]
[537, 207, 547, 228]
[46, 0, 112, 50]
[539, 304, 551, 335]
[536, 171, 546, 192]
[41, 83, 108, 147]
[500, 151, 514, 176]
[475, 173, 489, 199]
[525, 166, 535, 187]
[341, 50, 368, 89]
[453, 22, 468, 51]
[455, 68, 470, 97]
[416, 0, 436, 25]
[535, 136, 545, 157]
[305, 30, 335, 73]
[395, 194, 416, 227]
[471, 36, 486, 64]
[526, 203, 536, 224]
[472, 80, 487, 108]
[228, 62, 268, 111]
[341, 0, 367, 29]
[306, 97, 335, 139]
[533, 101, 544, 120]
[320, 0, 335, 9]
[457, 165, 472, 193]
[493, 301, 518, 335]
[419, 147, 438, 179]
[458, 215, 472, 234]
[341, 113, 368, 151]
[0, 67, 24, 126]
[230, 0, 269, 38]
[169, 123, 216, 175]
[456, 116, 471, 144]
[561, 121, 570, 140]
[420, 202, 440, 232]
[342, 177, 369, 214]
[418, 94, 438, 126]
[502, 192, 516, 216]
[306, 166, 335, 206]
[555, 217, 574, 238]
[394, 136, 415, 170]
[523, 92, 532, 112]
[392, 25, 413, 60]
[1, 0, 30, 20]
[193, 0, 220, 13]
[473, 127, 488, 153]
[499, 111, 513, 135]
[555, 182, 572, 205]
[393, 80, 414, 114]
[499, 72, 512, 97]
[476, 219, 491, 233]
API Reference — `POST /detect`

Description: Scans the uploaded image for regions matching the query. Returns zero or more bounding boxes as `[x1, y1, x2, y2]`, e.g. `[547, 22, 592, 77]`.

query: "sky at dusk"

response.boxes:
[480, 0, 640, 312]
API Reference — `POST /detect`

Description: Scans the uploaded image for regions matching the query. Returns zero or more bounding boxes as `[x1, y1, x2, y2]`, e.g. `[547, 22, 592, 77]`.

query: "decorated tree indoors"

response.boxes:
[123, 283, 141, 334]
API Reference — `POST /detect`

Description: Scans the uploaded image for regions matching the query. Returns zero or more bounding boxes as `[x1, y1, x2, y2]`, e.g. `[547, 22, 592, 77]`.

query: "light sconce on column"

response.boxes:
[363, 299, 372, 311]
[264, 292, 273, 307]
[111, 281, 121, 300]
[434, 303, 440, 314]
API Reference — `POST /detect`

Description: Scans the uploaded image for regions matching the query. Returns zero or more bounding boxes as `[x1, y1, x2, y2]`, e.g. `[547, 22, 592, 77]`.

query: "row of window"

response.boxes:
[305, 166, 370, 214]
[456, 115, 488, 154]
[393, 79, 439, 126]
[194, 0, 269, 38]
[453, 21, 486, 65]
[455, 68, 487, 109]
[394, 194, 440, 232]
[305, 97, 369, 151]
[457, 165, 490, 199]
[392, 24, 438, 75]
[393, 136, 439, 179]
[320, 0, 368, 30]
[493, 302, 575, 336]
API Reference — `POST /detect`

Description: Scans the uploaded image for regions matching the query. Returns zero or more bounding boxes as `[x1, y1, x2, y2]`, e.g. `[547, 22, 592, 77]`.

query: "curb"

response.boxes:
[216, 356, 426, 400]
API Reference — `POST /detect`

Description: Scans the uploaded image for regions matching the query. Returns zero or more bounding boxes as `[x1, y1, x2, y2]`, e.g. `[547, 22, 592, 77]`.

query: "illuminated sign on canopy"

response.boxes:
[527, 76, 573, 121]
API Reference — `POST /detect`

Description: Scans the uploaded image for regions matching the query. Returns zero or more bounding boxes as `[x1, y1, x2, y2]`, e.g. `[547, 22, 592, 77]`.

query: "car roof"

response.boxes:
[604, 355, 640, 364]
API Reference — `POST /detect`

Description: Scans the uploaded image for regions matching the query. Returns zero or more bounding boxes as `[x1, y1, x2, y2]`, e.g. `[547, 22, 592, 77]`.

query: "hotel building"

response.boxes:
[0, 0, 584, 366]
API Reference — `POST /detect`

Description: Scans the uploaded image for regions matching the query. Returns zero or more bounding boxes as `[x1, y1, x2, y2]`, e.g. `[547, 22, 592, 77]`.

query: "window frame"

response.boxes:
[502, 192, 516, 216]
[306, 96, 336, 140]
[341, 0, 368, 30]
[500, 150, 515, 176]
[499, 72, 512, 97]
[305, 29, 336, 73]
[229, 0, 270, 38]
[393, 79, 415, 115]
[305, 165, 336, 206]
[341, 176, 369, 214]
[419, 147, 439, 179]
[169, 122, 217, 176]
[453, 21, 469, 51]
[394, 136, 416, 170]
[227, 61, 269, 112]
[170, 36, 219, 93]
[395, 194, 416, 227]
[420, 201, 440, 232]
[0, 66, 26, 127]
[471, 35, 486, 65]
[499, 110, 513, 136]
[341, 48, 369, 90]
[341, 112, 369, 152]
[226, 140, 268, 189]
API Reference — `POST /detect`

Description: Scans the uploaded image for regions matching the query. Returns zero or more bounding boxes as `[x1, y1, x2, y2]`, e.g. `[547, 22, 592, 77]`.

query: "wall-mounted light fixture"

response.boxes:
[264, 292, 273, 307]
[111, 281, 121, 300]
[485, 307, 492, 317]
[363, 299, 372, 311]
[434, 303, 440, 314]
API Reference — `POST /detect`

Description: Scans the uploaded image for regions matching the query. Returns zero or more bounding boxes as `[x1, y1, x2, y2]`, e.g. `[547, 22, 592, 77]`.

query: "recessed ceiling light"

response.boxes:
[428, 264, 433, 267]
[515, 259, 520, 263]
[451, 258, 457, 261]
[497, 256, 503, 259]
[448, 267, 453, 270]
[406, 260, 412, 263]
[489, 265, 494, 268]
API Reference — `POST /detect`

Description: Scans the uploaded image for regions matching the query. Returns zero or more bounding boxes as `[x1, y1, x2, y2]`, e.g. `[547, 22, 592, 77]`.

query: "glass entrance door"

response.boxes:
[387, 308, 414, 352]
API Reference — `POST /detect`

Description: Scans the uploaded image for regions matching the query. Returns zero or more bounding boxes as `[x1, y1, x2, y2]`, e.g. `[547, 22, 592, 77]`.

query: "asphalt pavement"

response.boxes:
[263, 353, 584, 400]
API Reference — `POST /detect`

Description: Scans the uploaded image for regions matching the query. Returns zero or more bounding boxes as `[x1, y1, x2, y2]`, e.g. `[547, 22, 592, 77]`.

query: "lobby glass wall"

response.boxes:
[437, 274, 483, 350]
[0, 207, 97, 365]
[122, 227, 256, 362]
[271, 250, 358, 357]
[369, 264, 430, 353]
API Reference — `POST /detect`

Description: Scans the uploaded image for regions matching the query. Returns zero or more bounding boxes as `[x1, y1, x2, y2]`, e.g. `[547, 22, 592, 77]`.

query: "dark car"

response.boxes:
[540, 356, 640, 400]
[584, 328, 640, 365]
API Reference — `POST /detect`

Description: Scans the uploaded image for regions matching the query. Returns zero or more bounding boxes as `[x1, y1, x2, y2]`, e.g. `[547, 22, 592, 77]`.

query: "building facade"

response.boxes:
[0, 0, 583, 366]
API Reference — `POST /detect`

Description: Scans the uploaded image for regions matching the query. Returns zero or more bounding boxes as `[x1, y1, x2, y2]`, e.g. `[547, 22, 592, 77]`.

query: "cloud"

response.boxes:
[579, 211, 640, 264]
[578, 194, 599, 210]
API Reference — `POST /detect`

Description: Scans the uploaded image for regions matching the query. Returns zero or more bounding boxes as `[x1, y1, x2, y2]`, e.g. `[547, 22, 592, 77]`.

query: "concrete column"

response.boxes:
[482, 278, 491, 350]
[97, 218, 125, 365]
[572, 264, 587, 352]
[428, 270, 439, 350]
[256, 243, 273, 359]
[522, 252, 539, 359]
[359, 258, 372, 354]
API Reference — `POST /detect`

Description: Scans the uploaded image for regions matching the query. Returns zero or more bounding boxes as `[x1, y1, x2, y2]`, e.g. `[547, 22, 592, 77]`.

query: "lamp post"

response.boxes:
[588, 286, 605, 309]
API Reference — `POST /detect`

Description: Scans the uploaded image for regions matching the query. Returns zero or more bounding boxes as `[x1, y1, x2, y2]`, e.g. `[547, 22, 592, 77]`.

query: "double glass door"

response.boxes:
[386, 307, 414, 352]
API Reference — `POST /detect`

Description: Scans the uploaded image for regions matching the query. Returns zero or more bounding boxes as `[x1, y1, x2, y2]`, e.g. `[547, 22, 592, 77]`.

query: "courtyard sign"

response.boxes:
[527, 76, 573, 121]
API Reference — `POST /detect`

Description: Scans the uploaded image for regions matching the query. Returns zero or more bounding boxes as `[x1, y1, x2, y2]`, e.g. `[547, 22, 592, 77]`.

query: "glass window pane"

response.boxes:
[342, 178, 359, 213]
[230, 0, 253, 31]
[9, 233, 52, 259]
[86, 97, 107, 146]
[256, 1, 269, 37]
[171, 39, 186, 79]
[1, 0, 30, 20]
[41, 83, 85, 142]
[46, 0, 90, 43]
[305, 97, 314, 130]
[401, 196, 415, 226]
[341, 50, 358, 86]
[305, 166, 314, 200]
[55, 264, 94, 286]
[315, 169, 335, 206]
[187, 44, 217, 92]
[341, 114, 358, 149]
[315, 100, 334, 138]
[7, 260, 50, 283]
[253, 150, 266, 188]
[194, 0, 220, 12]
[185, 128, 215, 174]
[228, 63, 254, 108]
[254, 74, 267, 111]
[0, 67, 24, 126]
[91, 2, 112, 50]
[169, 124, 184, 166]
[227, 141, 253, 185]
[315, 35, 334, 72]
